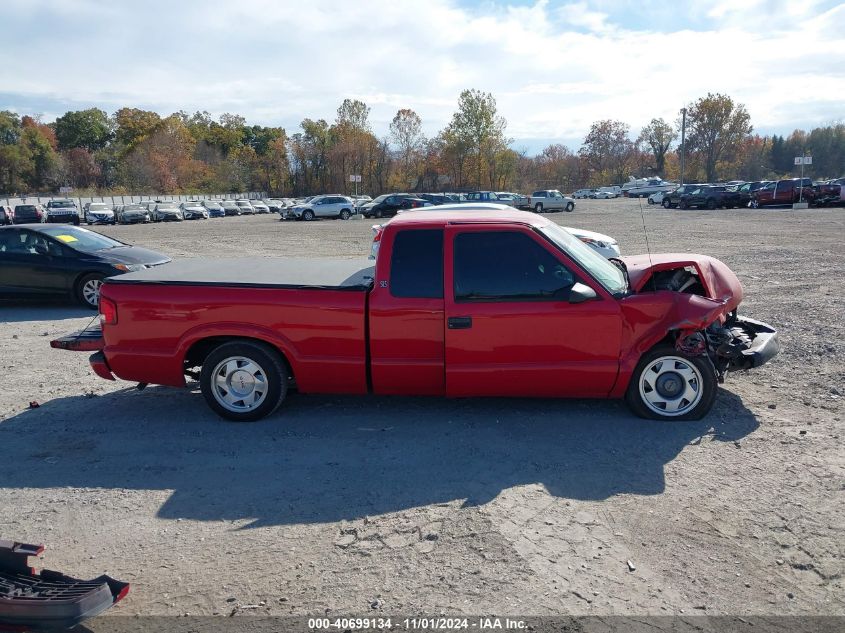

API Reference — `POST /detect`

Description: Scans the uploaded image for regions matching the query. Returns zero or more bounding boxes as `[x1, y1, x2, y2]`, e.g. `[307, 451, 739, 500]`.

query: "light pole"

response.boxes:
[679, 107, 687, 186]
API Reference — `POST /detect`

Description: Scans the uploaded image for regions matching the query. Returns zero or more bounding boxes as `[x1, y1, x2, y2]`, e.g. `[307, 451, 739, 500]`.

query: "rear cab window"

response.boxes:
[389, 229, 444, 298]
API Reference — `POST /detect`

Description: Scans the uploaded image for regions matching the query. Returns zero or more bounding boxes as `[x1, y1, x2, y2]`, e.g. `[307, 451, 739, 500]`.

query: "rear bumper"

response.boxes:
[728, 316, 780, 371]
[89, 351, 116, 381]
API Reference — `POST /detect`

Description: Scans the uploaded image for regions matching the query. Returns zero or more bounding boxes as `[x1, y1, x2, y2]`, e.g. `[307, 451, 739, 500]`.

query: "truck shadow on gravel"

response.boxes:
[0, 387, 758, 527]
[0, 299, 94, 322]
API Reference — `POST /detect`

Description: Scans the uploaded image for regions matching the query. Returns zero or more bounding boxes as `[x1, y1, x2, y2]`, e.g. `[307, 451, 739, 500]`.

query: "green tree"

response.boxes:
[54, 108, 112, 151]
[113, 108, 161, 149]
[684, 93, 752, 182]
[637, 118, 677, 176]
[444, 89, 508, 188]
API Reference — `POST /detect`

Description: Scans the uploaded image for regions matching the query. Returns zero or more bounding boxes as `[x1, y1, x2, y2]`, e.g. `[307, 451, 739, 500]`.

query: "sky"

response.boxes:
[1, 0, 843, 154]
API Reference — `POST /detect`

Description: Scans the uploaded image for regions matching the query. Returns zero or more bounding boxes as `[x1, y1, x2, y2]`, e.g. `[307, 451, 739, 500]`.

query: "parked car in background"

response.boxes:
[678, 185, 731, 210]
[115, 204, 151, 224]
[250, 200, 269, 214]
[0, 224, 170, 308]
[731, 181, 770, 207]
[201, 200, 226, 217]
[529, 190, 575, 213]
[293, 195, 357, 221]
[235, 199, 255, 215]
[598, 186, 622, 197]
[221, 200, 241, 216]
[812, 177, 845, 206]
[0, 206, 12, 225]
[13, 204, 45, 224]
[84, 202, 115, 225]
[418, 193, 451, 206]
[648, 191, 667, 205]
[360, 193, 426, 218]
[661, 184, 703, 209]
[496, 192, 529, 208]
[152, 202, 183, 222]
[573, 189, 594, 199]
[180, 201, 209, 220]
[751, 179, 815, 208]
[465, 191, 501, 203]
[591, 190, 617, 199]
[352, 195, 373, 209]
[45, 199, 80, 225]
[263, 199, 283, 213]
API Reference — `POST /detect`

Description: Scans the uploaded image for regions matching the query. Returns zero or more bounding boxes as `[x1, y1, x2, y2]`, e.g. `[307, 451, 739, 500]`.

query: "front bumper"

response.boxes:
[47, 214, 79, 223]
[726, 316, 780, 371]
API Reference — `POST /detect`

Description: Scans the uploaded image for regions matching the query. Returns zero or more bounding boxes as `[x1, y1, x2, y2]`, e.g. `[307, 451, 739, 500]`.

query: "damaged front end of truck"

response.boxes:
[617, 253, 779, 386]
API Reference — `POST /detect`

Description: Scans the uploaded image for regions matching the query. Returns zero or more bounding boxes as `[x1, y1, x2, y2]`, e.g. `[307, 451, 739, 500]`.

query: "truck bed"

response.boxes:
[109, 257, 375, 291]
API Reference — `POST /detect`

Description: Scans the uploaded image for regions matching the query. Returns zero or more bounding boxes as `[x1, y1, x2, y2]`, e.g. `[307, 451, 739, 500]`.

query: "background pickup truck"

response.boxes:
[52, 209, 778, 422]
[677, 185, 741, 210]
[751, 179, 815, 207]
[528, 190, 575, 213]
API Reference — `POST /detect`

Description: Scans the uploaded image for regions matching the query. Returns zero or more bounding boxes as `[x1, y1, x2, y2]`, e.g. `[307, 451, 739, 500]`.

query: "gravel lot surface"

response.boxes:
[1, 199, 843, 619]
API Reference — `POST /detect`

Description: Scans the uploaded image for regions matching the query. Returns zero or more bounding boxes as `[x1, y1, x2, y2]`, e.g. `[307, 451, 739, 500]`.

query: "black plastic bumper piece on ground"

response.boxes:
[49, 324, 104, 352]
[0, 539, 129, 630]
[729, 316, 780, 371]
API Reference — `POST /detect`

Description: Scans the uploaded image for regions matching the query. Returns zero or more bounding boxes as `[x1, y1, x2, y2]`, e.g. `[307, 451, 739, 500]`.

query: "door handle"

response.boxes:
[448, 316, 472, 329]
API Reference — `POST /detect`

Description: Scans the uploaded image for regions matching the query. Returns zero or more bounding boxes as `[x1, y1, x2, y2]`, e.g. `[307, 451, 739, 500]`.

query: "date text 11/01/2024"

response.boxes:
[308, 617, 527, 630]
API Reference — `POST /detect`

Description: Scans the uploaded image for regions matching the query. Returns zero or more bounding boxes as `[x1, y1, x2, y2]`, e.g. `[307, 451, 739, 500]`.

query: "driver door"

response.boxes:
[444, 225, 622, 398]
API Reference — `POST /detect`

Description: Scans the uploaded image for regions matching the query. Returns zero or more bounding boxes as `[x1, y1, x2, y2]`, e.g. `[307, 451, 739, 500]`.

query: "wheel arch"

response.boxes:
[181, 332, 297, 385]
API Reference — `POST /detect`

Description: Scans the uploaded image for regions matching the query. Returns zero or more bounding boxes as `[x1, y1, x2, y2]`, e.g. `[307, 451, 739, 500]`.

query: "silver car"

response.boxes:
[250, 200, 270, 214]
[235, 199, 255, 214]
[84, 202, 115, 225]
[152, 202, 183, 222]
[294, 195, 357, 221]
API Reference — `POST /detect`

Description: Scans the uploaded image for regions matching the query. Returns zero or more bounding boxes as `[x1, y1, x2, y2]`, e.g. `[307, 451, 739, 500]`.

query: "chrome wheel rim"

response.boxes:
[82, 279, 102, 307]
[639, 355, 703, 417]
[210, 356, 269, 413]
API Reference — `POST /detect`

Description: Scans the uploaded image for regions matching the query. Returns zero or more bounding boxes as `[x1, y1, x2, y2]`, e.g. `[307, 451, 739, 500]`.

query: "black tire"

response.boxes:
[374, 209, 383, 219]
[339, 209, 351, 220]
[648, 198, 654, 205]
[565, 202, 574, 212]
[302, 209, 315, 221]
[625, 345, 717, 421]
[679, 200, 689, 210]
[73, 217, 80, 226]
[75, 272, 105, 309]
[662, 199, 672, 209]
[750, 199, 759, 209]
[534, 203, 544, 213]
[706, 198, 717, 210]
[199, 340, 288, 422]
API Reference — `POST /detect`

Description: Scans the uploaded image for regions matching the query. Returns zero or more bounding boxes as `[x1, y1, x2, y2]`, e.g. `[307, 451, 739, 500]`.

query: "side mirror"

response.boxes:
[569, 282, 598, 304]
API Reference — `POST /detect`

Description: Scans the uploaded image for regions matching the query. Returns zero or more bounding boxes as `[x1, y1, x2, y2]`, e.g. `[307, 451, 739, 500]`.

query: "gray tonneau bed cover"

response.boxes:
[107, 258, 375, 291]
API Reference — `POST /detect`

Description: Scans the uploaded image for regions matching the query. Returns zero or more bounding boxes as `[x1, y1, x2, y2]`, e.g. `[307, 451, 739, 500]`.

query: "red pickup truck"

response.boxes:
[750, 178, 815, 207]
[52, 209, 778, 422]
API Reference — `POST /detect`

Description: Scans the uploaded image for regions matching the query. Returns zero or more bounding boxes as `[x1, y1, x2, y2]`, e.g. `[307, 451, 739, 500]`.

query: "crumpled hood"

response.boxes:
[621, 253, 743, 309]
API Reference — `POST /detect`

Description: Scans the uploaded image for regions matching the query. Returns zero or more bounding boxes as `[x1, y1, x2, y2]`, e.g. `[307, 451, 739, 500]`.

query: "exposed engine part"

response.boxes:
[643, 267, 706, 296]
[676, 331, 706, 355]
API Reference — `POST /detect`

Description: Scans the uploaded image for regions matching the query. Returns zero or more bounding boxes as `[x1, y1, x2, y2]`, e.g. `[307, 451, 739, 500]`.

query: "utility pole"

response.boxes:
[679, 107, 687, 186]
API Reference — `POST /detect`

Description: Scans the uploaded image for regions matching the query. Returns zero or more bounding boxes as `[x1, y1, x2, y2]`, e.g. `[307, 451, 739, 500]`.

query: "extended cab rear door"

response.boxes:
[369, 227, 446, 395]
[443, 224, 622, 398]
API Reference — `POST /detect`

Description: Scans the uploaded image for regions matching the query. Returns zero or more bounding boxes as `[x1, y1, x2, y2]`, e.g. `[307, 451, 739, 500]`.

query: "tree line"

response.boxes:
[1, 91, 842, 197]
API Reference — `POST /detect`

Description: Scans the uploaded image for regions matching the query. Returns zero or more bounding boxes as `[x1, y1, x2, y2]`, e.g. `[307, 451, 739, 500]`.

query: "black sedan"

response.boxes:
[0, 225, 170, 308]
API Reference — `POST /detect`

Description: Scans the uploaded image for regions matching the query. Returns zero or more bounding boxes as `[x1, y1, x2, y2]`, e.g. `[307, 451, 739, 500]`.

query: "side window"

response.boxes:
[454, 231, 576, 302]
[0, 230, 21, 253]
[389, 229, 444, 299]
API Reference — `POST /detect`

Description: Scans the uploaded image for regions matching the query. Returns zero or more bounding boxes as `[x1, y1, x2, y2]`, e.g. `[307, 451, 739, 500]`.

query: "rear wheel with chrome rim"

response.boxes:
[625, 346, 716, 420]
[200, 341, 288, 422]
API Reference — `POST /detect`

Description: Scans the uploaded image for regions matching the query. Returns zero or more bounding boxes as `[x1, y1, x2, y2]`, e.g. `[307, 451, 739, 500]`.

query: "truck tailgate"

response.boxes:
[50, 323, 104, 352]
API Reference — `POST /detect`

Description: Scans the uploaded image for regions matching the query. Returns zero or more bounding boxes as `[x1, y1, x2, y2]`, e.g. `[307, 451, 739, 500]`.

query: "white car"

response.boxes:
[572, 189, 594, 199]
[384, 202, 620, 259]
[592, 190, 617, 199]
[84, 202, 115, 225]
[648, 191, 667, 205]
[180, 201, 209, 220]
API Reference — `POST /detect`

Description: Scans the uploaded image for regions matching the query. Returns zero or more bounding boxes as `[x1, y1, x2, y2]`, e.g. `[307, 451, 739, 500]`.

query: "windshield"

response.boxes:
[158, 204, 178, 210]
[538, 223, 627, 296]
[39, 226, 124, 253]
[371, 195, 389, 203]
[123, 204, 144, 211]
[50, 200, 75, 208]
[16, 205, 37, 212]
[203, 201, 222, 208]
[88, 203, 110, 211]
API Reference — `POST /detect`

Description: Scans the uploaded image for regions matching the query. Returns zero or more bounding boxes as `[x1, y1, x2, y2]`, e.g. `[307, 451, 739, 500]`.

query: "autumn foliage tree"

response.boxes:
[684, 93, 753, 182]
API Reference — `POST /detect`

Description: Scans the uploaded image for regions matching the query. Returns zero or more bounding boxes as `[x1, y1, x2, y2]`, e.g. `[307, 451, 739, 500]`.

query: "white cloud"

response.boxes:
[0, 0, 842, 151]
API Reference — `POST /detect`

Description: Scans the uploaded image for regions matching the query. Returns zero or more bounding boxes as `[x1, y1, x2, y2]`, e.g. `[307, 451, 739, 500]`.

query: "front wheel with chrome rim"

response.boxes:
[200, 341, 288, 422]
[625, 346, 716, 420]
[75, 273, 105, 309]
